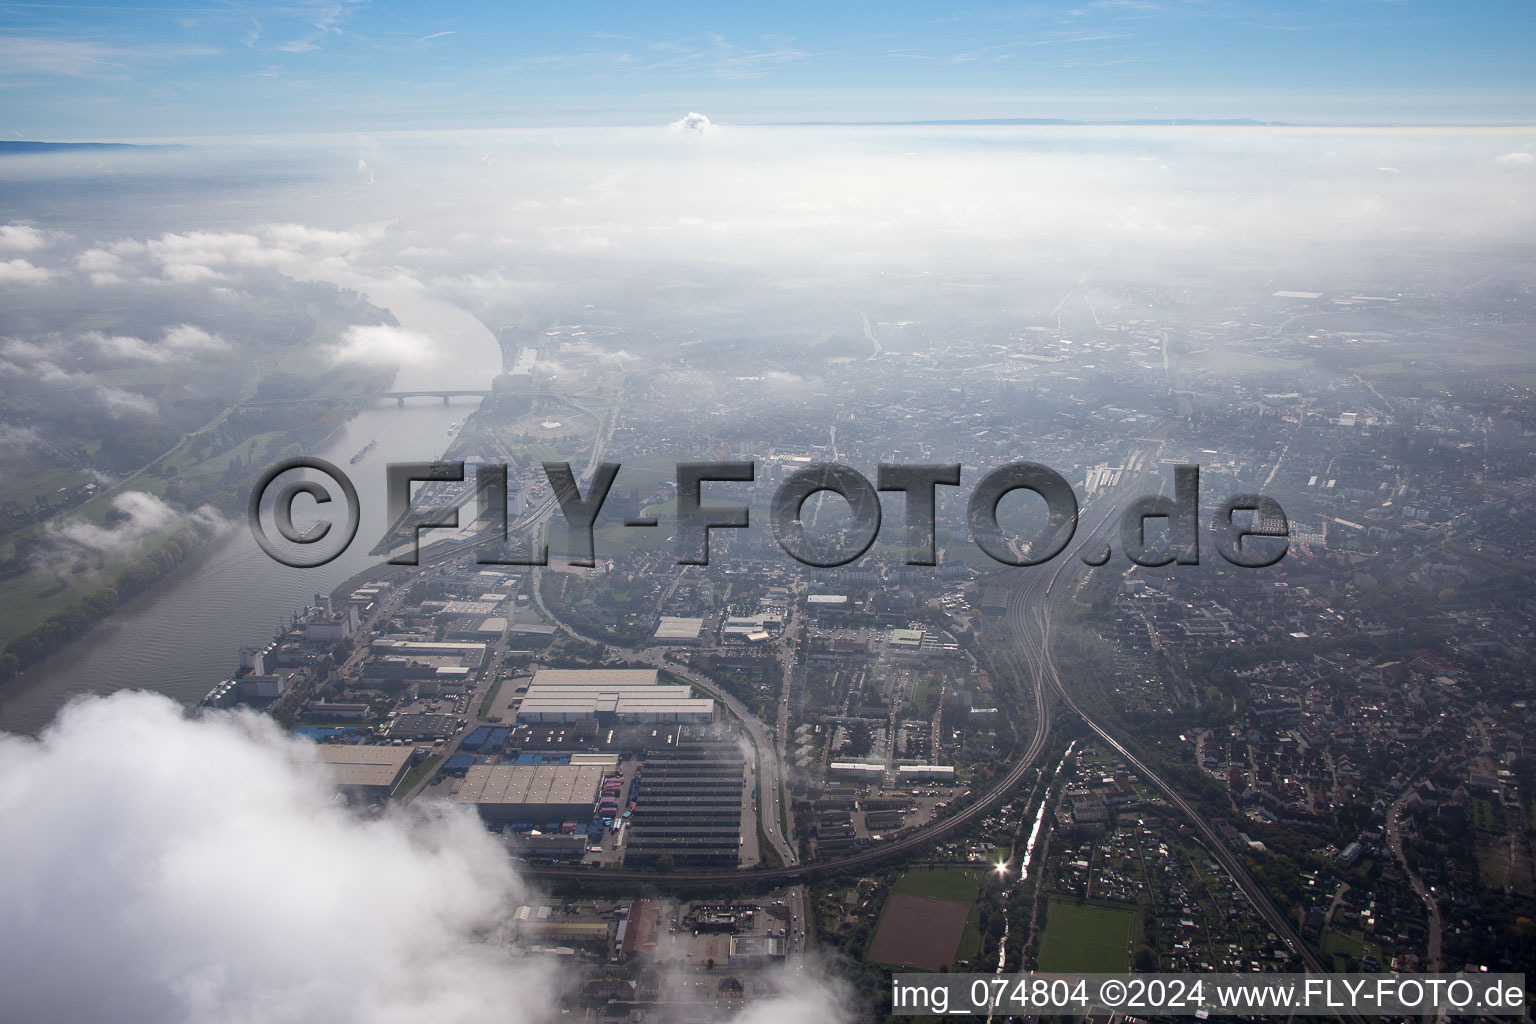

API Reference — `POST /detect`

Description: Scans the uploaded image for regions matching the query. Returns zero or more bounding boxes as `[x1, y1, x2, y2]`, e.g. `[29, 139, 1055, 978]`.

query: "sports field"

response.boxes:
[1036, 899, 1140, 973]
[867, 893, 971, 971]
[868, 867, 984, 970]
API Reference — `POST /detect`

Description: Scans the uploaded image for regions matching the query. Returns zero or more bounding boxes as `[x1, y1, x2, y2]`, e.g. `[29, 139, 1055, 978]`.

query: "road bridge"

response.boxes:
[239, 389, 493, 408]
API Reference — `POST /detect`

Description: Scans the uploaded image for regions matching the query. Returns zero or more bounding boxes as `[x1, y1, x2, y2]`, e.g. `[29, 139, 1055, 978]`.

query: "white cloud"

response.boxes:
[669, 111, 713, 134]
[1496, 150, 1535, 167]
[0, 692, 562, 1024]
[263, 222, 383, 254]
[0, 224, 54, 252]
[145, 230, 286, 271]
[161, 262, 227, 283]
[76, 247, 122, 272]
[88, 324, 229, 364]
[330, 323, 439, 368]
[163, 323, 227, 352]
[0, 337, 78, 385]
[51, 490, 180, 552]
[77, 248, 126, 285]
[0, 258, 56, 285]
[92, 385, 160, 418]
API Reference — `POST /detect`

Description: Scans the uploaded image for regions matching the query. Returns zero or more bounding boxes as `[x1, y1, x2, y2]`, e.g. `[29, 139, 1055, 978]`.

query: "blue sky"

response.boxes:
[1, 1, 1533, 139]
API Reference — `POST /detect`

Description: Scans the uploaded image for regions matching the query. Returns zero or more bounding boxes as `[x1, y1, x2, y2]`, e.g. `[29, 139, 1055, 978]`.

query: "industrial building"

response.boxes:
[828, 761, 888, 783]
[652, 616, 704, 644]
[389, 713, 458, 739]
[508, 721, 683, 756]
[529, 668, 659, 687]
[454, 763, 606, 824]
[369, 638, 488, 668]
[897, 764, 956, 782]
[446, 617, 507, 641]
[308, 743, 414, 800]
[428, 599, 502, 618]
[514, 669, 712, 725]
[720, 614, 775, 644]
[623, 739, 745, 869]
[515, 683, 714, 725]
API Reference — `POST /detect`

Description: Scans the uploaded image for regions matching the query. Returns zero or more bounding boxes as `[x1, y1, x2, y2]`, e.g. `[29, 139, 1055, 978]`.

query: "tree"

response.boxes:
[1133, 944, 1158, 972]
[654, 854, 675, 873]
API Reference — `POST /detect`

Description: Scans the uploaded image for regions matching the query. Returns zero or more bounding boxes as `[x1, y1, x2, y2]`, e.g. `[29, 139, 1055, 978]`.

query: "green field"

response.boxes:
[1037, 899, 1140, 973]
[892, 866, 983, 902]
[1320, 927, 1385, 971]
[957, 902, 983, 964]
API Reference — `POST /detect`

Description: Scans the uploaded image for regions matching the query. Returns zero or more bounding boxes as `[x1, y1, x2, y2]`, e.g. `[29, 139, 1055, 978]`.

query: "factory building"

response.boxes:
[720, 614, 776, 644]
[652, 616, 704, 645]
[529, 668, 659, 687]
[369, 638, 488, 669]
[516, 684, 714, 725]
[623, 739, 745, 869]
[509, 721, 683, 757]
[446, 617, 507, 641]
[828, 761, 888, 783]
[896, 764, 956, 783]
[515, 668, 712, 724]
[308, 743, 414, 801]
[454, 763, 605, 825]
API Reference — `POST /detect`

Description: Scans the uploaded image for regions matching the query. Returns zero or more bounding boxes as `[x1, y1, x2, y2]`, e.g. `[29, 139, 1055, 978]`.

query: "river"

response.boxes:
[0, 284, 502, 734]
[987, 740, 1076, 1019]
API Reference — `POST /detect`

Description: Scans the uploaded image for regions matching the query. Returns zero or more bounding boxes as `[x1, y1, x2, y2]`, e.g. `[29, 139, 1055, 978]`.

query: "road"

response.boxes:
[1387, 778, 1444, 971]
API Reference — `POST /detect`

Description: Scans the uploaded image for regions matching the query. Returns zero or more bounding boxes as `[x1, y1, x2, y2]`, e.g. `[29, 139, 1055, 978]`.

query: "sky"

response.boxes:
[1, 0, 1534, 140]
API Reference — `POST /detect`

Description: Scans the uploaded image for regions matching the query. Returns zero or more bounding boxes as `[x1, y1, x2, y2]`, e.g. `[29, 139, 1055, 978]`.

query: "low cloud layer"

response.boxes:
[0, 257, 56, 284]
[0, 692, 559, 1024]
[0, 223, 57, 252]
[330, 322, 440, 368]
[49, 490, 222, 554]
[670, 111, 713, 134]
[0, 692, 853, 1024]
[0, 324, 226, 408]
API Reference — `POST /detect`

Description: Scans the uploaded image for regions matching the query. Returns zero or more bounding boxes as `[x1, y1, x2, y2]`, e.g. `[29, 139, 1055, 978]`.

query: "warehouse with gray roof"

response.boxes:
[514, 668, 714, 725]
[454, 764, 606, 824]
